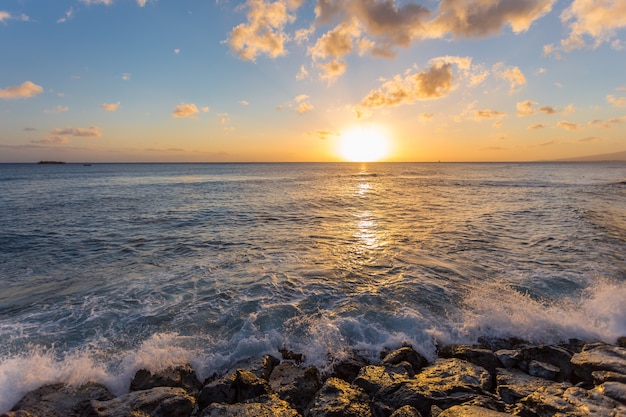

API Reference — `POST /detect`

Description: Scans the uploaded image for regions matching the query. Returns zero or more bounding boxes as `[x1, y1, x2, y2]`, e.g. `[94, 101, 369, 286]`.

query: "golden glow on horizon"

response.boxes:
[338, 125, 391, 162]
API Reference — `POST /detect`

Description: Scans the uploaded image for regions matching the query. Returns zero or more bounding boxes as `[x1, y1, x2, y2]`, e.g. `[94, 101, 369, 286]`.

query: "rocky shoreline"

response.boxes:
[3, 337, 626, 417]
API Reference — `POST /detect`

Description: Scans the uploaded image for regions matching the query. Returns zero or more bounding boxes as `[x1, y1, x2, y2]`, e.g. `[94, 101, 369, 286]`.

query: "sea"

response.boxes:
[1, 162, 625, 411]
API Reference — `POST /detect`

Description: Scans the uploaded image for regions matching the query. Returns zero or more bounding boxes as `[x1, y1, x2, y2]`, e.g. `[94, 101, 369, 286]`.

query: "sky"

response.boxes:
[1, 0, 626, 162]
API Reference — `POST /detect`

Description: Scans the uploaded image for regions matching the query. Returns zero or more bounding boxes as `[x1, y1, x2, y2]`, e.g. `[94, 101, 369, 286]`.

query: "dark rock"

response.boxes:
[381, 346, 428, 374]
[518, 383, 626, 416]
[571, 343, 626, 382]
[279, 349, 304, 364]
[595, 382, 626, 404]
[516, 345, 573, 381]
[528, 360, 560, 380]
[9, 383, 114, 417]
[89, 386, 195, 417]
[374, 359, 492, 417]
[438, 344, 503, 376]
[199, 394, 299, 417]
[494, 350, 519, 369]
[593, 371, 626, 385]
[130, 365, 201, 393]
[437, 405, 514, 416]
[618, 337, 626, 349]
[332, 351, 370, 383]
[353, 365, 410, 397]
[389, 404, 422, 417]
[269, 362, 321, 414]
[305, 377, 373, 417]
[477, 337, 526, 351]
[197, 370, 271, 411]
[1, 411, 37, 417]
[227, 355, 281, 381]
[495, 368, 556, 405]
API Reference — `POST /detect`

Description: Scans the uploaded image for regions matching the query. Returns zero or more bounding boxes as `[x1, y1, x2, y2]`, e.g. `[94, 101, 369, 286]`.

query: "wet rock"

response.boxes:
[477, 337, 526, 352]
[389, 404, 422, 417]
[199, 394, 299, 417]
[89, 386, 195, 417]
[618, 337, 626, 349]
[381, 346, 428, 374]
[352, 365, 410, 397]
[305, 377, 372, 417]
[495, 368, 557, 405]
[9, 383, 114, 417]
[494, 350, 519, 369]
[279, 349, 304, 364]
[571, 343, 626, 382]
[130, 365, 201, 393]
[516, 345, 573, 381]
[439, 344, 503, 376]
[518, 383, 626, 417]
[332, 351, 370, 383]
[269, 362, 321, 413]
[528, 360, 560, 380]
[227, 355, 281, 381]
[374, 358, 492, 416]
[437, 405, 513, 416]
[197, 370, 271, 411]
[595, 382, 626, 405]
[593, 371, 626, 385]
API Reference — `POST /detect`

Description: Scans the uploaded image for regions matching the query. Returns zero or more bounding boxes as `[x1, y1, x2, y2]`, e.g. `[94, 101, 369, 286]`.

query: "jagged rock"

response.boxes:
[389, 404, 422, 417]
[516, 345, 573, 381]
[130, 365, 201, 393]
[332, 351, 370, 383]
[438, 344, 503, 376]
[199, 394, 299, 417]
[352, 365, 410, 397]
[381, 346, 428, 374]
[305, 377, 372, 417]
[593, 371, 626, 385]
[227, 355, 281, 381]
[197, 370, 271, 411]
[0, 411, 37, 417]
[617, 338, 626, 349]
[595, 382, 626, 405]
[495, 368, 557, 404]
[279, 349, 304, 364]
[518, 383, 626, 416]
[477, 337, 527, 351]
[528, 360, 560, 380]
[494, 350, 519, 369]
[89, 386, 195, 417]
[437, 405, 513, 416]
[9, 383, 114, 417]
[571, 344, 626, 382]
[269, 362, 321, 413]
[373, 359, 492, 417]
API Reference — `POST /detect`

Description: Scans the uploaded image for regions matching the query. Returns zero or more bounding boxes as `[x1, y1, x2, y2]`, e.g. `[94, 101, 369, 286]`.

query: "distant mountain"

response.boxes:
[553, 150, 626, 162]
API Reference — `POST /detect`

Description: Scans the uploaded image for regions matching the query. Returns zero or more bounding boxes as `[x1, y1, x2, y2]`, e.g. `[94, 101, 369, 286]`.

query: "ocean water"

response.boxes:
[1, 162, 625, 411]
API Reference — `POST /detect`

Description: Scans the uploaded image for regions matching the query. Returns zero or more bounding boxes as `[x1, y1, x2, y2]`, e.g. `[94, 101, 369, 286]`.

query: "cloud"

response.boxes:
[0, 81, 43, 99]
[32, 136, 70, 145]
[355, 59, 455, 119]
[475, 109, 506, 119]
[227, 0, 301, 61]
[239, 100, 249, 106]
[311, 129, 340, 140]
[560, 0, 626, 51]
[81, 0, 114, 5]
[517, 100, 537, 116]
[101, 101, 120, 111]
[172, 103, 200, 118]
[420, 113, 434, 120]
[588, 116, 626, 128]
[23, 127, 37, 131]
[295, 94, 314, 114]
[557, 121, 583, 131]
[46, 126, 102, 143]
[57, 8, 73, 23]
[528, 123, 546, 130]
[607, 94, 626, 107]
[0, 11, 30, 24]
[44, 105, 69, 114]
[496, 64, 526, 92]
[121, 73, 131, 81]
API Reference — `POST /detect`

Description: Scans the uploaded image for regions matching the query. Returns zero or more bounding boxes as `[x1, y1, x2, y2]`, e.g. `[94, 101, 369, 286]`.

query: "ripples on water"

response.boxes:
[0, 162, 625, 411]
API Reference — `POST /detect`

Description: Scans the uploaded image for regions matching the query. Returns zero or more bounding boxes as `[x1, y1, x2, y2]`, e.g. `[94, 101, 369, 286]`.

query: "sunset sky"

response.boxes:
[1, 0, 626, 162]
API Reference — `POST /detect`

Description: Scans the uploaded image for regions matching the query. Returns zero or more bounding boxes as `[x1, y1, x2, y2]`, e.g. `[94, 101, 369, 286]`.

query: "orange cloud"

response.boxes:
[101, 101, 120, 111]
[0, 81, 43, 99]
[172, 103, 200, 118]
[607, 94, 626, 107]
[560, 0, 626, 51]
[557, 121, 583, 131]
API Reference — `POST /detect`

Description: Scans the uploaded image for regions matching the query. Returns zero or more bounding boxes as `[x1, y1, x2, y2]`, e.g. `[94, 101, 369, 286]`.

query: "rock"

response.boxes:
[1, 411, 38, 417]
[374, 359, 492, 417]
[437, 405, 514, 416]
[199, 394, 299, 417]
[197, 370, 271, 411]
[227, 355, 281, 381]
[352, 365, 410, 397]
[495, 368, 557, 405]
[438, 344, 503, 376]
[494, 350, 519, 369]
[477, 337, 526, 351]
[518, 383, 626, 417]
[279, 349, 304, 364]
[305, 377, 372, 417]
[618, 337, 626, 349]
[389, 404, 423, 417]
[381, 346, 428, 374]
[595, 382, 626, 404]
[528, 360, 560, 380]
[516, 345, 573, 381]
[593, 371, 626, 385]
[332, 351, 370, 383]
[130, 365, 201, 393]
[89, 386, 195, 417]
[269, 362, 321, 413]
[9, 383, 114, 417]
[571, 343, 626, 382]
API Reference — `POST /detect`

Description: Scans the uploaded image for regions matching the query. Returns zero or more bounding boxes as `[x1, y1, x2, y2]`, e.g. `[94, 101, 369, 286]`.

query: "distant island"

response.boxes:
[552, 150, 626, 162]
[37, 161, 66, 164]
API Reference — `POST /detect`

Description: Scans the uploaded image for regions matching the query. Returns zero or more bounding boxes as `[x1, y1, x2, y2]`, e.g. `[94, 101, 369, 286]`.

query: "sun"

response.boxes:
[338, 125, 391, 162]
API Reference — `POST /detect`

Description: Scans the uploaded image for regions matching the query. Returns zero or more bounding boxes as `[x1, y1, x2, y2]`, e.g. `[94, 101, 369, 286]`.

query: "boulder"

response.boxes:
[528, 360, 560, 381]
[618, 338, 626, 349]
[518, 383, 626, 416]
[332, 351, 370, 383]
[305, 377, 372, 417]
[353, 365, 410, 397]
[494, 350, 519, 369]
[571, 343, 626, 382]
[495, 368, 557, 405]
[593, 371, 626, 385]
[269, 362, 321, 413]
[389, 404, 422, 417]
[226, 355, 281, 381]
[438, 345, 503, 376]
[130, 365, 201, 393]
[89, 386, 195, 417]
[381, 347, 428, 374]
[199, 394, 299, 417]
[437, 405, 513, 416]
[595, 382, 626, 405]
[515, 345, 573, 381]
[197, 370, 271, 411]
[9, 383, 114, 417]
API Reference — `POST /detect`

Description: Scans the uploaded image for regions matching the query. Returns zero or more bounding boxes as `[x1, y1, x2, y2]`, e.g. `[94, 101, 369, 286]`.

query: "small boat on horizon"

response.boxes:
[37, 161, 65, 164]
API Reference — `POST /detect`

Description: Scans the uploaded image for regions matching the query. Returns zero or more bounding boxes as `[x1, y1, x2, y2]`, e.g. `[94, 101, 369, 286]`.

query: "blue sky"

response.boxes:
[1, 0, 626, 162]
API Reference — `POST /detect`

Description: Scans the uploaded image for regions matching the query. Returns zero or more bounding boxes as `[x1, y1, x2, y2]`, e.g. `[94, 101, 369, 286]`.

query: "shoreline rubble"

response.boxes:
[3, 337, 626, 417]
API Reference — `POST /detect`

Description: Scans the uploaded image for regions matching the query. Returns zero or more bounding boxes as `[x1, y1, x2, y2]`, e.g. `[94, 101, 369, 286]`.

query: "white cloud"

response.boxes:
[560, 0, 626, 51]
